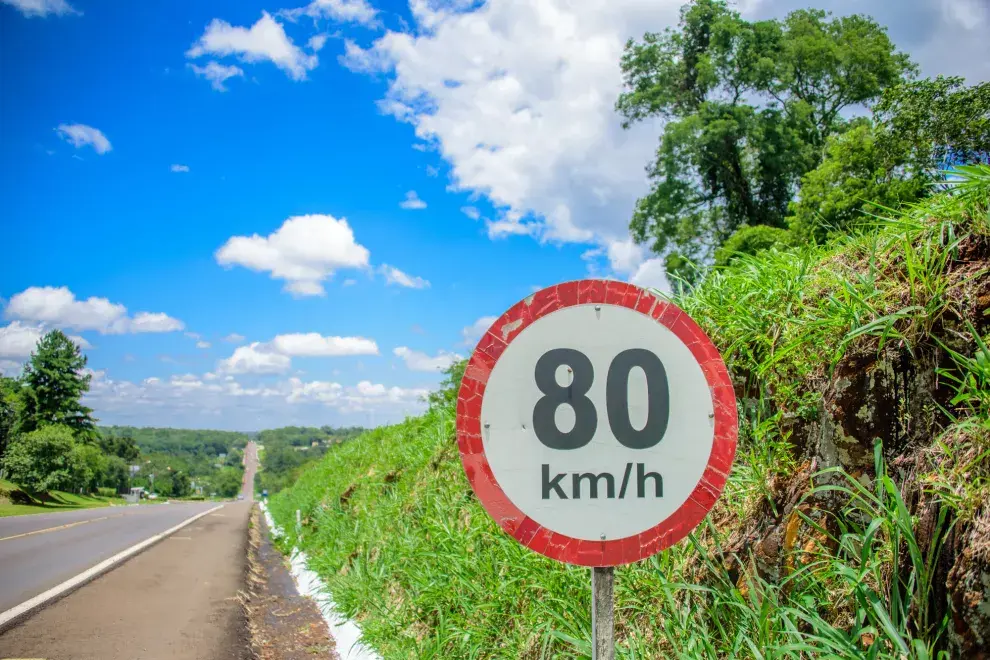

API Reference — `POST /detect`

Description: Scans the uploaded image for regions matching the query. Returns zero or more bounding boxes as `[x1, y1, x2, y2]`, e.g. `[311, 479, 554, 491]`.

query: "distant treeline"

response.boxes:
[257, 425, 364, 495]
[101, 426, 249, 498]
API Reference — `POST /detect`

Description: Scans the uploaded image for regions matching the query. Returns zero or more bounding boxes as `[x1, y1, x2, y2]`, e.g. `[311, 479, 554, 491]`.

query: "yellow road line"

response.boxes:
[0, 513, 128, 543]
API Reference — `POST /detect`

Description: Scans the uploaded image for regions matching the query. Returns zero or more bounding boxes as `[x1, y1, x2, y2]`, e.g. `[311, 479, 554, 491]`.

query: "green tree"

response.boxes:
[171, 471, 191, 498]
[103, 455, 131, 494]
[70, 443, 107, 493]
[213, 467, 243, 498]
[617, 0, 913, 280]
[1, 425, 77, 493]
[789, 77, 990, 241]
[22, 331, 97, 439]
[98, 432, 140, 462]
[0, 377, 27, 467]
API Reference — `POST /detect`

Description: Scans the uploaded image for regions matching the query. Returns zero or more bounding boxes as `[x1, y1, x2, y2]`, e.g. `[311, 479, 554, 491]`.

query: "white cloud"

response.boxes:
[379, 265, 430, 289]
[128, 312, 185, 333]
[288, 377, 430, 412]
[307, 33, 330, 51]
[461, 315, 496, 345]
[629, 258, 671, 293]
[0, 321, 90, 359]
[170, 163, 191, 173]
[281, 0, 378, 27]
[224, 333, 246, 343]
[339, 39, 387, 73]
[399, 190, 427, 210]
[56, 124, 112, 155]
[215, 214, 371, 297]
[393, 346, 462, 372]
[426, 165, 439, 177]
[189, 61, 245, 91]
[218, 342, 292, 375]
[217, 332, 378, 374]
[345, 0, 675, 253]
[5, 286, 183, 334]
[342, 278, 357, 286]
[271, 332, 379, 356]
[461, 206, 480, 220]
[196, 340, 212, 349]
[1, 0, 79, 18]
[187, 12, 317, 82]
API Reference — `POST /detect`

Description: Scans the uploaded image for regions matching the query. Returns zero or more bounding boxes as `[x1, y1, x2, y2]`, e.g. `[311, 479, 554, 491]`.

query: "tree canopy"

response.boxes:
[617, 0, 914, 281]
[21, 330, 97, 440]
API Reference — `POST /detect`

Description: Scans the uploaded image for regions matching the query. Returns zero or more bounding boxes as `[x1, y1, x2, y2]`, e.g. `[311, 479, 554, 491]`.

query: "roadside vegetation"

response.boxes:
[266, 1, 990, 656]
[269, 166, 990, 658]
[256, 425, 364, 495]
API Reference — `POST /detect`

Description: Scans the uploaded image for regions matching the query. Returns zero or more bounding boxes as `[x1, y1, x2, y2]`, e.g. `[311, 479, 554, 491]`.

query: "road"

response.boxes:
[0, 501, 219, 612]
[0, 501, 252, 659]
[242, 440, 258, 501]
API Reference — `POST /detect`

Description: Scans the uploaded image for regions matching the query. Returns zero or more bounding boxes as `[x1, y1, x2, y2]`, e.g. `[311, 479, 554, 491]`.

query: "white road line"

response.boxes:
[0, 504, 224, 632]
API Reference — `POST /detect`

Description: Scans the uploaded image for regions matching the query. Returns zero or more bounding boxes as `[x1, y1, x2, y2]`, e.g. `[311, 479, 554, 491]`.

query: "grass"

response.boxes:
[269, 167, 990, 658]
[0, 478, 130, 517]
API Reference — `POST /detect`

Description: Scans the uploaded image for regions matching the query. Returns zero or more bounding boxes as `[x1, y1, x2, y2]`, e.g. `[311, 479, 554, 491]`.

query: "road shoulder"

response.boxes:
[244, 505, 336, 659]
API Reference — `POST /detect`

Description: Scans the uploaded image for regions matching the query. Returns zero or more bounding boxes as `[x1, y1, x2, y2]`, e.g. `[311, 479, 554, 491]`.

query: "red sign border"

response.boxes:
[455, 279, 737, 567]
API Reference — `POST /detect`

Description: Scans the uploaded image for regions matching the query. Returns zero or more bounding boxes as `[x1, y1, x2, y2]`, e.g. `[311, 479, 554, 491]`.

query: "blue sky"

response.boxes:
[2, 0, 987, 431]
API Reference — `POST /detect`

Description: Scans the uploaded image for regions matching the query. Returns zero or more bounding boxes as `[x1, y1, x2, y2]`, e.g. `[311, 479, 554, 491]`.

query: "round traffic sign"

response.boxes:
[456, 279, 737, 566]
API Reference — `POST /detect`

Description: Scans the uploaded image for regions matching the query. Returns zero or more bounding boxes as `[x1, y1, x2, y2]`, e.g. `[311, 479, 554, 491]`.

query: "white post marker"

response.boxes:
[456, 279, 737, 658]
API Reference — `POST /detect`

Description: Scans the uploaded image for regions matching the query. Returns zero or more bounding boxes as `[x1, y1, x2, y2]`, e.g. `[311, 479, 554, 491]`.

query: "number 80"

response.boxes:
[532, 348, 670, 450]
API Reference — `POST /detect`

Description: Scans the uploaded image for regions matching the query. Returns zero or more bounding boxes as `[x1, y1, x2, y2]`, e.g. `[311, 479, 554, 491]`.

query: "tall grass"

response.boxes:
[270, 167, 990, 658]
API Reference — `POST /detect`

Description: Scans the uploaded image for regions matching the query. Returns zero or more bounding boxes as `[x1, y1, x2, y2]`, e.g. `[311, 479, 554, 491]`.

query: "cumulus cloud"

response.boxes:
[280, 0, 378, 27]
[461, 206, 480, 220]
[217, 332, 378, 374]
[393, 346, 462, 372]
[4, 286, 183, 334]
[56, 124, 112, 154]
[0, 321, 89, 359]
[170, 163, 191, 172]
[224, 333, 246, 343]
[399, 190, 427, 210]
[1, 0, 79, 18]
[218, 342, 292, 375]
[187, 11, 317, 81]
[271, 332, 379, 356]
[379, 265, 429, 289]
[461, 315, 496, 346]
[196, 340, 212, 349]
[215, 214, 371, 297]
[82, 369, 431, 428]
[189, 61, 245, 91]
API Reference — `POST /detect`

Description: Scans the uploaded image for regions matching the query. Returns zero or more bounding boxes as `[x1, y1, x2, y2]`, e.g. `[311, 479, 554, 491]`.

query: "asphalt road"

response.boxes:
[242, 440, 258, 501]
[0, 501, 252, 659]
[0, 501, 218, 613]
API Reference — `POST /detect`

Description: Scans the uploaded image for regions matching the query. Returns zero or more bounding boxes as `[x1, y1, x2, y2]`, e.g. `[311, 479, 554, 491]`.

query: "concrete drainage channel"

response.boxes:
[259, 501, 380, 660]
[0, 503, 225, 633]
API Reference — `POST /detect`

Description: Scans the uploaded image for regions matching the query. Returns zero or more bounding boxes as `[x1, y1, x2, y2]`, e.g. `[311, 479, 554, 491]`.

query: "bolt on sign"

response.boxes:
[456, 280, 737, 658]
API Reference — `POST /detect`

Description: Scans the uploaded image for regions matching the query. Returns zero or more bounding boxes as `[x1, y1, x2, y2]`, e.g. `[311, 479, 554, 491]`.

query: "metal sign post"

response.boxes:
[455, 279, 737, 656]
[592, 567, 614, 660]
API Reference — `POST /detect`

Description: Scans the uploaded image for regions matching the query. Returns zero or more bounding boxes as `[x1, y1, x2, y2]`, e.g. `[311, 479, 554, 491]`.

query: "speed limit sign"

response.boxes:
[456, 279, 737, 567]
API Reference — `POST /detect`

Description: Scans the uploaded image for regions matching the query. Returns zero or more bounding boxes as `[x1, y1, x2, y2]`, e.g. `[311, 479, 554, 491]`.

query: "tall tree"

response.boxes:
[0, 377, 26, 467]
[21, 330, 97, 439]
[617, 0, 914, 281]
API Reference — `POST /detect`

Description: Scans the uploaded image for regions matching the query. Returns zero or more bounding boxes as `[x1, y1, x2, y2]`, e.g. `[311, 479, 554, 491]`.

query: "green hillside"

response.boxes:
[268, 168, 990, 657]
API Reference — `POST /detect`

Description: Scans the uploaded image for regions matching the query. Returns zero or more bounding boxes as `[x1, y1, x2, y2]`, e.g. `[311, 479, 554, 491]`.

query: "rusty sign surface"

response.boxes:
[456, 279, 737, 566]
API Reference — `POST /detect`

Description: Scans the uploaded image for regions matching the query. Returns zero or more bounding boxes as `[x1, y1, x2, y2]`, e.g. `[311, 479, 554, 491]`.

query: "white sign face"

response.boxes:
[480, 303, 716, 542]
